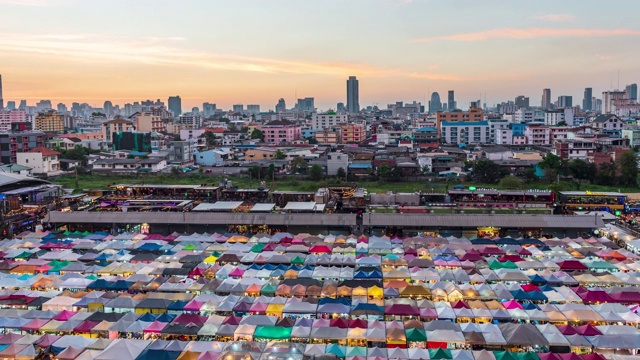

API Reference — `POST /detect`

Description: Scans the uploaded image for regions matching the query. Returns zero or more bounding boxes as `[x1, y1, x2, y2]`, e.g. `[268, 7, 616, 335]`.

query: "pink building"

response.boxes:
[261, 120, 301, 144]
[524, 125, 551, 145]
[0, 110, 27, 132]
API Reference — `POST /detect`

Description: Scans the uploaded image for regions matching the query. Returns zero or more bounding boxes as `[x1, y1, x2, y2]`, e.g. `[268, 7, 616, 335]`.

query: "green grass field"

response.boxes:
[52, 173, 639, 194]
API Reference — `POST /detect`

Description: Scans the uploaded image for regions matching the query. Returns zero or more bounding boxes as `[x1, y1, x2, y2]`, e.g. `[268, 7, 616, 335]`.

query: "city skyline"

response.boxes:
[1, 0, 639, 110]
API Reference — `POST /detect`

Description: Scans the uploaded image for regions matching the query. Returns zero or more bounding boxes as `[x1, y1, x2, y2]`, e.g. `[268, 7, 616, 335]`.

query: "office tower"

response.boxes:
[168, 96, 182, 117]
[203, 102, 217, 117]
[515, 95, 529, 108]
[296, 98, 315, 112]
[346, 76, 360, 113]
[0, 74, 3, 110]
[429, 92, 442, 113]
[557, 95, 572, 108]
[275, 98, 286, 113]
[447, 90, 456, 111]
[596, 99, 602, 112]
[57, 103, 67, 113]
[247, 105, 260, 115]
[336, 102, 346, 112]
[541, 88, 551, 109]
[442, 103, 448, 112]
[191, 107, 200, 114]
[583, 88, 593, 111]
[233, 104, 244, 113]
[6, 101, 15, 110]
[626, 83, 638, 101]
[18, 100, 27, 110]
[104, 101, 113, 117]
[36, 100, 52, 112]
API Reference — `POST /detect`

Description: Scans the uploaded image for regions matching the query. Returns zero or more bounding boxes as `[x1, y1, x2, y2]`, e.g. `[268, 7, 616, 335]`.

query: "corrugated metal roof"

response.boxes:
[46, 211, 355, 226]
[193, 201, 243, 211]
[363, 214, 604, 229]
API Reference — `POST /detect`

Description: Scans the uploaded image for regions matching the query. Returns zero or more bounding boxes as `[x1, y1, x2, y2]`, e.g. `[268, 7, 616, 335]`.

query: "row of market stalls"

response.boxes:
[0, 333, 621, 360]
[0, 231, 639, 357]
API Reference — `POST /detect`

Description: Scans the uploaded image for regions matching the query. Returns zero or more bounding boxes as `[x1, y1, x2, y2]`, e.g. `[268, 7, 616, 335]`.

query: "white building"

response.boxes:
[544, 108, 574, 126]
[16, 147, 61, 175]
[487, 119, 509, 144]
[311, 112, 349, 129]
[326, 151, 349, 176]
[440, 121, 490, 144]
[515, 109, 544, 123]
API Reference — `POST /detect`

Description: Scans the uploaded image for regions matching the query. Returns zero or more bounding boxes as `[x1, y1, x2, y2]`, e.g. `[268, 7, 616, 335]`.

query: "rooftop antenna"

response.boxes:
[617, 69, 620, 90]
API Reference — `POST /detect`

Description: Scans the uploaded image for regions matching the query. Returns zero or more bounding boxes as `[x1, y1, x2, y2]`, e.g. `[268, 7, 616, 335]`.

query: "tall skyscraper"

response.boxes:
[6, 101, 15, 110]
[557, 95, 572, 108]
[104, 101, 113, 117]
[233, 104, 244, 113]
[346, 76, 359, 113]
[57, 103, 67, 113]
[0, 74, 4, 110]
[275, 98, 286, 113]
[515, 95, 529, 108]
[541, 88, 551, 109]
[626, 83, 638, 101]
[447, 90, 456, 111]
[582, 88, 593, 111]
[429, 92, 442, 113]
[295, 98, 314, 112]
[203, 102, 216, 117]
[168, 96, 182, 117]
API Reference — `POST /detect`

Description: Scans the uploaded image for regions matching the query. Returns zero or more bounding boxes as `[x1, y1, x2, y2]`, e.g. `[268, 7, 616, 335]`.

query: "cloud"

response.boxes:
[412, 28, 640, 42]
[0, 33, 471, 81]
[531, 14, 576, 22]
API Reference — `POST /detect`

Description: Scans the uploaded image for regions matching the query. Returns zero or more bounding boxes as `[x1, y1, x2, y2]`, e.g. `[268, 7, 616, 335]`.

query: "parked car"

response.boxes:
[205, 169, 212, 173]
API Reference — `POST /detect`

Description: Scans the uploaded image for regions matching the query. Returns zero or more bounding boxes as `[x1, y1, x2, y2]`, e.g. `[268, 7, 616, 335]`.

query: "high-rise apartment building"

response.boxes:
[202, 102, 216, 117]
[447, 90, 456, 111]
[275, 98, 286, 113]
[626, 84, 638, 101]
[583, 88, 593, 111]
[429, 92, 442, 113]
[296, 98, 315, 112]
[346, 76, 359, 113]
[246, 105, 260, 115]
[557, 96, 572, 108]
[233, 104, 244, 113]
[541, 88, 551, 109]
[515, 96, 529, 108]
[104, 101, 113, 117]
[168, 96, 182, 117]
[602, 90, 626, 114]
[5, 101, 15, 111]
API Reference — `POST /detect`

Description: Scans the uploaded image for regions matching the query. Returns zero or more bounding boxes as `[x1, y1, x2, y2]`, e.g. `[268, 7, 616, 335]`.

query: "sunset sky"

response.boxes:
[1, 0, 639, 111]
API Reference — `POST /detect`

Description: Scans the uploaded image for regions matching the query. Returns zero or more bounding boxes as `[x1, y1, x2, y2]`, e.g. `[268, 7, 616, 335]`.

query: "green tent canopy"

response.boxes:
[429, 348, 453, 360]
[253, 326, 291, 340]
[406, 328, 427, 342]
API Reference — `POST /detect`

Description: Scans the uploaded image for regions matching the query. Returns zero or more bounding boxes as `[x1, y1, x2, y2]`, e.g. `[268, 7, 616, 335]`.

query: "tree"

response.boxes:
[617, 150, 638, 187]
[307, 137, 318, 144]
[568, 159, 596, 181]
[274, 149, 286, 160]
[227, 123, 238, 132]
[290, 157, 308, 174]
[472, 160, 505, 184]
[250, 128, 264, 141]
[171, 166, 181, 175]
[336, 167, 346, 179]
[267, 164, 275, 181]
[377, 163, 392, 181]
[248, 165, 261, 179]
[523, 168, 538, 183]
[309, 164, 323, 181]
[556, 121, 567, 126]
[203, 131, 217, 146]
[595, 162, 617, 185]
[539, 153, 562, 171]
[498, 175, 524, 189]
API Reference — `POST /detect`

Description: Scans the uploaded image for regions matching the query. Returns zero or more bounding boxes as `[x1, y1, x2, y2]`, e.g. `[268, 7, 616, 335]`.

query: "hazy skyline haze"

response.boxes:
[1, 0, 639, 110]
